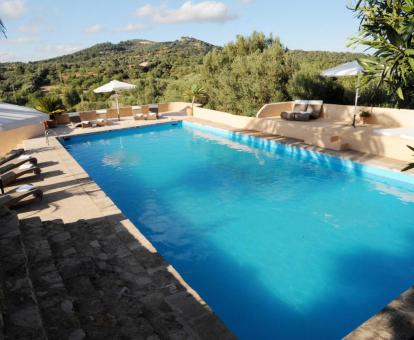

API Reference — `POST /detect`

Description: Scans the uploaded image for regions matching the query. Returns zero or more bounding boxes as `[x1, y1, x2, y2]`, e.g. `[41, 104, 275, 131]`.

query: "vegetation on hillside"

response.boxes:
[0, 37, 212, 112]
[0, 32, 411, 116]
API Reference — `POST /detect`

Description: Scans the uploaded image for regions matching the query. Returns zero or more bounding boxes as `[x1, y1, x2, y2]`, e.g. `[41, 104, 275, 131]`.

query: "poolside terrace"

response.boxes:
[1, 103, 414, 339]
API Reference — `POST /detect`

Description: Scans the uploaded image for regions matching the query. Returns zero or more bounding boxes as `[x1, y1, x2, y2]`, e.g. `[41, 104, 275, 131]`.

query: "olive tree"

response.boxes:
[349, 0, 414, 106]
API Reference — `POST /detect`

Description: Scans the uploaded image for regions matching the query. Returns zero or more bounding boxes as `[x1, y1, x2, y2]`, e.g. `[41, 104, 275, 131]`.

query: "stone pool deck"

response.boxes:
[2, 114, 414, 339]
[1, 116, 234, 339]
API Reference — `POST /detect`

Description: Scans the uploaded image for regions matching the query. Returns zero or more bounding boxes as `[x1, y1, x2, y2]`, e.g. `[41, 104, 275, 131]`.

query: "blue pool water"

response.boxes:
[63, 122, 414, 339]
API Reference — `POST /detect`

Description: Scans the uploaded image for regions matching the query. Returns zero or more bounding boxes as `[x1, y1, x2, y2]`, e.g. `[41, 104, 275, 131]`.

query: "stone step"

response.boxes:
[0, 208, 46, 340]
[43, 217, 193, 339]
[42, 219, 126, 339]
[2, 207, 234, 340]
[19, 217, 85, 340]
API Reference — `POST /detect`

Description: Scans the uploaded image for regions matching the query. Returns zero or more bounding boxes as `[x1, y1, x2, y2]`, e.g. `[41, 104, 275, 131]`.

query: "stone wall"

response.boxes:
[257, 101, 414, 128]
[0, 123, 45, 156]
[193, 107, 254, 129]
[158, 102, 191, 114]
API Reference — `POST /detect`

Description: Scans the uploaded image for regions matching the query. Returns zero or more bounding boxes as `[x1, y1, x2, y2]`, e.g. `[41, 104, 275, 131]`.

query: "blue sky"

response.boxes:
[0, 0, 361, 62]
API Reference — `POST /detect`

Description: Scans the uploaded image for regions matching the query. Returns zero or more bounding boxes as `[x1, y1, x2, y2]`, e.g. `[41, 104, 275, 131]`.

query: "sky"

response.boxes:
[0, 0, 361, 62]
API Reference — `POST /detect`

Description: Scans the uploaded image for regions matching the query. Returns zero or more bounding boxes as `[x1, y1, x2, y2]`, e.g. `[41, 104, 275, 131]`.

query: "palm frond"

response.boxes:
[402, 145, 414, 172]
[0, 18, 6, 38]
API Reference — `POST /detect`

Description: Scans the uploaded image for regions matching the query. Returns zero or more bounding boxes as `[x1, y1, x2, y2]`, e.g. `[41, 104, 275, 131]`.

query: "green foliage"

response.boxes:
[402, 145, 414, 172]
[359, 110, 371, 117]
[201, 32, 293, 116]
[35, 96, 66, 118]
[0, 33, 406, 115]
[287, 69, 345, 103]
[0, 37, 211, 110]
[350, 0, 414, 106]
[63, 88, 81, 110]
[184, 84, 208, 105]
[163, 74, 201, 102]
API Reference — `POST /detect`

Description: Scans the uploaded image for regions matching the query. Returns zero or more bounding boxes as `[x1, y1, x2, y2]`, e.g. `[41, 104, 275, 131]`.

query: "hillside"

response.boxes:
[0, 36, 216, 109]
[0, 33, 376, 114]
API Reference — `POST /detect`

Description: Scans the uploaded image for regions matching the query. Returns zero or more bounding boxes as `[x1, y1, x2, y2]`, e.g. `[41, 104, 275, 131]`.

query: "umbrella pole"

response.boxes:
[116, 92, 120, 121]
[352, 75, 361, 128]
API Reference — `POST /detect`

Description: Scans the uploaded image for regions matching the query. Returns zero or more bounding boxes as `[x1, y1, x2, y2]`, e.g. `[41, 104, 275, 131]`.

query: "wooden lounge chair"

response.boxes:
[106, 107, 133, 119]
[0, 155, 38, 174]
[0, 148, 25, 166]
[0, 164, 41, 194]
[0, 184, 43, 208]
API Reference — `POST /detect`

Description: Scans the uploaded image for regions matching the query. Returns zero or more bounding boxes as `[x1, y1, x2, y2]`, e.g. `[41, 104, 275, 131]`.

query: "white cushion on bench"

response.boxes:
[373, 128, 414, 141]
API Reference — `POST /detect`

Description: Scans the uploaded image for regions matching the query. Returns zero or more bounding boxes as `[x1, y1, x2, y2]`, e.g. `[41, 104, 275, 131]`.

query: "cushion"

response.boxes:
[281, 111, 296, 120]
[16, 184, 35, 193]
[294, 112, 311, 121]
[293, 100, 308, 112]
[19, 163, 35, 170]
[306, 100, 323, 119]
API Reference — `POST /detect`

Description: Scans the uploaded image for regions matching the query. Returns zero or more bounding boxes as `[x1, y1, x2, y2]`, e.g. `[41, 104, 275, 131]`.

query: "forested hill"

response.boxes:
[0, 36, 219, 110]
[1, 33, 382, 116]
[43, 36, 215, 64]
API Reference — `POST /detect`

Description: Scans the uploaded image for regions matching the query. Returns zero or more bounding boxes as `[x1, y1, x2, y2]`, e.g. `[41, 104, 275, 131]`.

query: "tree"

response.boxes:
[287, 69, 345, 104]
[349, 0, 414, 106]
[201, 32, 293, 116]
[184, 84, 208, 109]
[63, 88, 81, 109]
[0, 18, 6, 38]
[35, 96, 66, 119]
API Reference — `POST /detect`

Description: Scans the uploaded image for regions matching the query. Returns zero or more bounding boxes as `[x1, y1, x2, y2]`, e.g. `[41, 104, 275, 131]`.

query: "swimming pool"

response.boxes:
[62, 121, 414, 339]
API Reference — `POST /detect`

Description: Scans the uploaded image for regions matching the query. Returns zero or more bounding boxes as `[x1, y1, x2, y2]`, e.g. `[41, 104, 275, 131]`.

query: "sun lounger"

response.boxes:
[0, 163, 41, 194]
[79, 110, 108, 127]
[281, 100, 323, 121]
[106, 107, 133, 119]
[0, 184, 43, 208]
[146, 112, 158, 120]
[69, 115, 82, 127]
[134, 113, 146, 120]
[96, 118, 107, 126]
[0, 154, 38, 174]
[306, 100, 324, 119]
[0, 148, 25, 166]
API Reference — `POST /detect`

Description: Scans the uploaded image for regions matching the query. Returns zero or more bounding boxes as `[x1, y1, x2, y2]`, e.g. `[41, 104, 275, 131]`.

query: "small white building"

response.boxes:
[0, 103, 49, 155]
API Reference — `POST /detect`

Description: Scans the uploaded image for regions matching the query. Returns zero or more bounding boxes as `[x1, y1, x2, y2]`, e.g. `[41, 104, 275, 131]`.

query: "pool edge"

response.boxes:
[47, 129, 235, 339]
[56, 118, 414, 339]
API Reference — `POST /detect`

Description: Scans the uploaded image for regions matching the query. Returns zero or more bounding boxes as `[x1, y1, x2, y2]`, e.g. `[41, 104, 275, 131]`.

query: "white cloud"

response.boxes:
[84, 24, 105, 34]
[18, 23, 41, 33]
[132, 1, 237, 24]
[18, 20, 53, 34]
[9, 36, 36, 44]
[117, 23, 147, 33]
[0, 0, 27, 19]
[132, 4, 157, 17]
[0, 51, 17, 62]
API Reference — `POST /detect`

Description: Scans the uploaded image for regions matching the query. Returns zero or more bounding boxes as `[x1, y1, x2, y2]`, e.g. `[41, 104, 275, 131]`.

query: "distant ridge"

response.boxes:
[34, 36, 217, 64]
